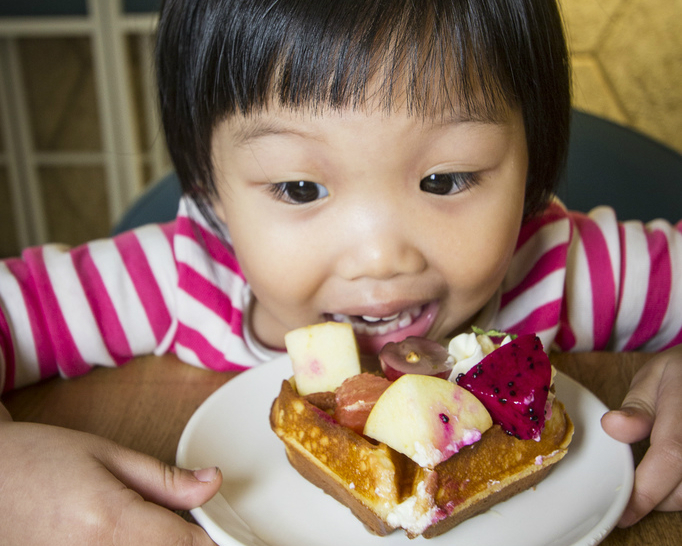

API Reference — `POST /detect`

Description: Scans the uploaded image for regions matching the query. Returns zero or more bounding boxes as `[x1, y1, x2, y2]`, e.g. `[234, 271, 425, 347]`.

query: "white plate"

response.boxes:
[177, 356, 634, 546]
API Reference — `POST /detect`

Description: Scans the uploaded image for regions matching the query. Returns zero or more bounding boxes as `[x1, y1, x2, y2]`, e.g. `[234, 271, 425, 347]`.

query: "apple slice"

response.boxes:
[363, 374, 492, 468]
[285, 322, 362, 395]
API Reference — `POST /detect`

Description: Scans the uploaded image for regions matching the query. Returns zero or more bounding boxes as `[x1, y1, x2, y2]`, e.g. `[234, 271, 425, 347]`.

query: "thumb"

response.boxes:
[102, 443, 223, 510]
[601, 362, 659, 445]
[601, 405, 654, 444]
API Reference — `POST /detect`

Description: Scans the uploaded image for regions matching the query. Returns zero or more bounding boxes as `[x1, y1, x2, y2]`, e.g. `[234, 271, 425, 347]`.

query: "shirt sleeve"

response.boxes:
[0, 222, 178, 393]
[561, 207, 682, 352]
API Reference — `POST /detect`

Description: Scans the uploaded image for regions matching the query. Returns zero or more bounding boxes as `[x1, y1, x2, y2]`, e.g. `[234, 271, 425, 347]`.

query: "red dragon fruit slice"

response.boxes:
[455, 334, 551, 440]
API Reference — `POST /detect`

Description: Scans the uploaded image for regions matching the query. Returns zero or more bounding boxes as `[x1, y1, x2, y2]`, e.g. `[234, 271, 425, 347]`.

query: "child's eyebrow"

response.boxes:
[229, 109, 509, 147]
[435, 110, 509, 126]
[231, 119, 315, 147]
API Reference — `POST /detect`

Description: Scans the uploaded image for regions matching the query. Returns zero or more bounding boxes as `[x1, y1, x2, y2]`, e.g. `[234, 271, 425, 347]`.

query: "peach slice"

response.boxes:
[364, 374, 492, 468]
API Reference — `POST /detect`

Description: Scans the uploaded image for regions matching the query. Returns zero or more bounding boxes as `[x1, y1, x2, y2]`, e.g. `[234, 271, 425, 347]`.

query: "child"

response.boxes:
[0, 0, 680, 543]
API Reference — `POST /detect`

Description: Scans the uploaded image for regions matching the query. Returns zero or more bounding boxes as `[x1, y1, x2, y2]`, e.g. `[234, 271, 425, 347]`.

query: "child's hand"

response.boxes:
[601, 345, 682, 527]
[0, 408, 222, 545]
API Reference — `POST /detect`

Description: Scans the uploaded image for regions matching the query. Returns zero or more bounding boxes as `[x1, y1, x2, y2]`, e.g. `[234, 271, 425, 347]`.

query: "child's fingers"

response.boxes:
[614, 348, 682, 526]
[601, 407, 653, 444]
[115, 492, 218, 545]
[97, 441, 223, 511]
[600, 354, 662, 444]
[618, 419, 682, 526]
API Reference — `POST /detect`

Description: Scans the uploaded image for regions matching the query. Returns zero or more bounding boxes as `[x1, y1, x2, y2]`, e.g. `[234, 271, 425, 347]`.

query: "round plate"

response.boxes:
[177, 356, 634, 546]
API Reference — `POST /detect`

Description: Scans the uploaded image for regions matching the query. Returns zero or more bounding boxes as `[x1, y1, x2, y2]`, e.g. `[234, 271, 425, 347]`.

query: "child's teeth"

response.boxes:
[398, 314, 412, 328]
[329, 305, 424, 336]
[362, 313, 400, 323]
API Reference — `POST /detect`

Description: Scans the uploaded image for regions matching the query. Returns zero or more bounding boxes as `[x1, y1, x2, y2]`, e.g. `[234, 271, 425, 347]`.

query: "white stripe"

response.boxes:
[641, 220, 682, 351]
[176, 289, 262, 369]
[0, 263, 41, 387]
[175, 234, 246, 305]
[613, 222, 650, 351]
[502, 217, 570, 292]
[135, 224, 179, 320]
[177, 289, 239, 353]
[564, 229, 595, 350]
[87, 238, 157, 355]
[42, 245, 116, 367]
[496, 269, 566, 329]
[536, 325, 560, 353]
[590, 207, 622, 303]
[174, 343, 206, 369]
[180, 197, 232, 242]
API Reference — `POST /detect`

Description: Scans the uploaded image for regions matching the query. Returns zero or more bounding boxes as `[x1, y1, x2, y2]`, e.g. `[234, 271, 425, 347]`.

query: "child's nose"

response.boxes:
[336, 215, 427, 281]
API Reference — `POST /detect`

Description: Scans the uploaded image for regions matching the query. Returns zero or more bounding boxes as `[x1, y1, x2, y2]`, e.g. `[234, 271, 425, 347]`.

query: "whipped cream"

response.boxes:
[386, 481, 441, 536]
[446, 332, 512, 382]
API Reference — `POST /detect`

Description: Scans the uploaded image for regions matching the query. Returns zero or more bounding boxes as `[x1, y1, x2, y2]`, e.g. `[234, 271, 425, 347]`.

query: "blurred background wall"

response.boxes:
[0, 0, 680, 257]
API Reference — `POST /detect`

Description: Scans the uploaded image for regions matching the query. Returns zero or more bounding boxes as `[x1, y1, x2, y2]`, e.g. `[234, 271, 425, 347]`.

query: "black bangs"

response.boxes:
[157, 0, 570, 216]
[204, 0, 517, 120]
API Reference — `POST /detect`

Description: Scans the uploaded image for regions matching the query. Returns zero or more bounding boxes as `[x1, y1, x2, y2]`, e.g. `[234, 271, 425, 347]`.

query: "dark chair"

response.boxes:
[557, 110, 682, 223]
[111, 170, 183, 234]
[111, 110, 682, 235]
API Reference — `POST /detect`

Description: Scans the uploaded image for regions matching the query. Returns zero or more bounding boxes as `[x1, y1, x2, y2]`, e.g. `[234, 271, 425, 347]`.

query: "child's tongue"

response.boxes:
[329, 304, 436, 354]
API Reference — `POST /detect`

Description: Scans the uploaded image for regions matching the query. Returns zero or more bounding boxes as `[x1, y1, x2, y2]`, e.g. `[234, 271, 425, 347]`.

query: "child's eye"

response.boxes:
[268, 181, 329, 204]
[419, 172, 479, 195]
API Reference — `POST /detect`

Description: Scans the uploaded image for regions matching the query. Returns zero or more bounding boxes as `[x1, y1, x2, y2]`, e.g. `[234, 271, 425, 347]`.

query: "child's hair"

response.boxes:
[156, 0, 570, 218]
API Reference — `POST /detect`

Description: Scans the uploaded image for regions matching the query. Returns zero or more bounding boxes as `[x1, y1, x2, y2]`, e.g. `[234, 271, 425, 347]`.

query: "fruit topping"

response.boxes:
[364, 374, 492, 468]
[285, 322, 361, 395]
[333, 373, 392, 434]
[379, 337, 453, 381]
[455, 334, 551, 441]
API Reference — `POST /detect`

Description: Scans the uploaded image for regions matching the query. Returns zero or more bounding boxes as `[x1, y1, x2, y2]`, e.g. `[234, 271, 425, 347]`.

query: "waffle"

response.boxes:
[270, 377, 574, 538]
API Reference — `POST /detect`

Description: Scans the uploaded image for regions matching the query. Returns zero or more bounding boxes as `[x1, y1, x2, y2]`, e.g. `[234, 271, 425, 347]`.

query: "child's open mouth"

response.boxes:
[328, 306, 423, 336]
[325, 302, 438, 354]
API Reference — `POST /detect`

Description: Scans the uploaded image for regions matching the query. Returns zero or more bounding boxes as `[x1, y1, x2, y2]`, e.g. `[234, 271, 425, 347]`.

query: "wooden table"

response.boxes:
[3, 352, 682, 545]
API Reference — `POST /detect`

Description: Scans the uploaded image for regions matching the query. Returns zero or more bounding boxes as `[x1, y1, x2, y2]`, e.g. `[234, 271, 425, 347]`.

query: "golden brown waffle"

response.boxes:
[270, 377, 574, 538]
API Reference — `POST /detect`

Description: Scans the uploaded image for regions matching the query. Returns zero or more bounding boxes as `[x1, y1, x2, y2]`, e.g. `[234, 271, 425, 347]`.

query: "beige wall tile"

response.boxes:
[39, 166, 110, 246]
[559, 0, 624, 52]
[19, 37, 101, 152]
[571, 54, 629, 124]
[598, 0, 682, 152]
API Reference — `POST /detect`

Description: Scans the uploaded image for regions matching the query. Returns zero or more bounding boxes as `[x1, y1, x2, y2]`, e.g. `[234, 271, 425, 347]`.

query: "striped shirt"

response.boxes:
[1, 198, 680, 393]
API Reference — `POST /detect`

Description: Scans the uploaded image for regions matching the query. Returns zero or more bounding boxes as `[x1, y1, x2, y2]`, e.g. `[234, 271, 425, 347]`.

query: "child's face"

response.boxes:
[211, 102, 528, 354]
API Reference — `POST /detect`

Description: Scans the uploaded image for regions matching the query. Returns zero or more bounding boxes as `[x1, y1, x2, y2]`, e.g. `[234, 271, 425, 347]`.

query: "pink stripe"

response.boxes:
[516, 202, 567, 250]
[624, 229, 672, 351]
[177, 263, 244, 336]
[159, 221, 176, 244]
[504, 299, 562, 338]
[501, 243, 568, 308]
[175, 216, 244, 277]
[5, 258, 59, 380]
[555, 295, 577, 351]
[175, 324, 249, 372]
[70, 246, 131, 365]
[0, 302, 15, 392]
[22, 248, 89, 377]
[573, 214, 617, 350]
[114, 231, 172, 344]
